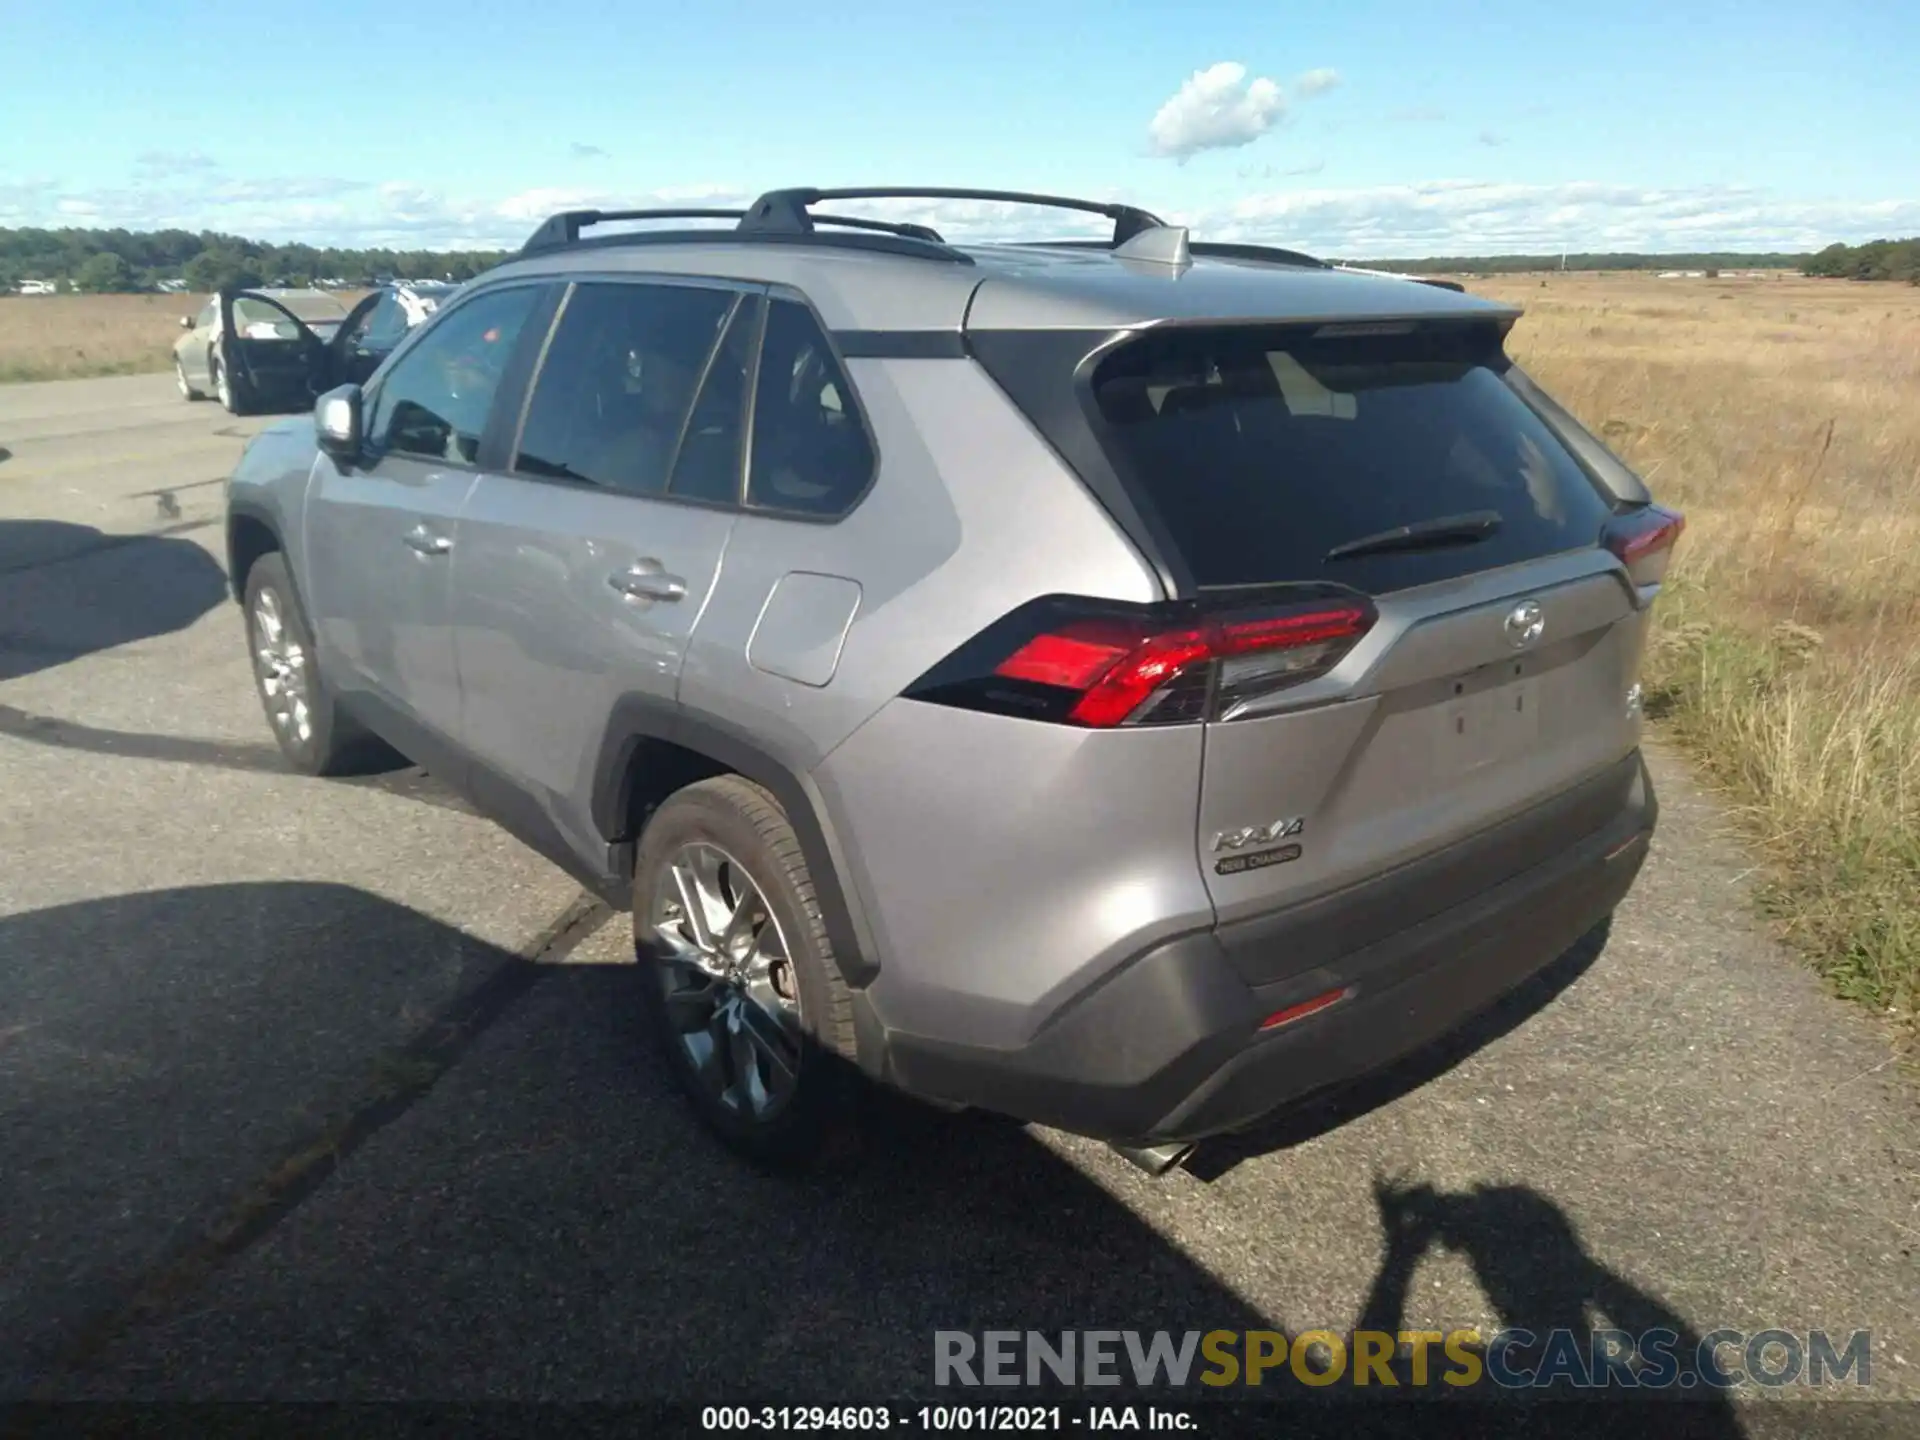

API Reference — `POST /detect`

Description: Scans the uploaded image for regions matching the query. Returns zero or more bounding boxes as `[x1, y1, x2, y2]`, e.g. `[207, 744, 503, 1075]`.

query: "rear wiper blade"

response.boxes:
[1323, 509, 1503, 562]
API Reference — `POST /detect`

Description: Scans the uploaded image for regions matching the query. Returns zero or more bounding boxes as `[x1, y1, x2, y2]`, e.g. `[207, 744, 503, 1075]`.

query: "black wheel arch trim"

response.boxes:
[593, 695, 882, 989]
[225, 498, 292, 605]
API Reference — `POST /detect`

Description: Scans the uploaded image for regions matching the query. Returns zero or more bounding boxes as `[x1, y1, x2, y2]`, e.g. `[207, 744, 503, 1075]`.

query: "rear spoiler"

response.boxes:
[1333, 264, 1466, 293]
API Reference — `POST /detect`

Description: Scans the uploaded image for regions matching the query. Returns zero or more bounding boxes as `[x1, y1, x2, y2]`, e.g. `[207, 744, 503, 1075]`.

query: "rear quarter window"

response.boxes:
[1089, 323, 1613, 594]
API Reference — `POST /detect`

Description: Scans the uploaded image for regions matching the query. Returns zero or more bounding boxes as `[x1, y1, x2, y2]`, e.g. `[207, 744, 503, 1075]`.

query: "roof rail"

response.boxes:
[739, 187, 1168, 245]
[516, 204, 961, 261]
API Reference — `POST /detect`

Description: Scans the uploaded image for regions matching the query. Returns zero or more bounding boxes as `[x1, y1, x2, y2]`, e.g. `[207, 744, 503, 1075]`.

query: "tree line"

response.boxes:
[1349, 250, 1813, 275]
[7, 223, 1916, 294]
[0, 226, 509, 294]
[1799, 238, 1920, 283]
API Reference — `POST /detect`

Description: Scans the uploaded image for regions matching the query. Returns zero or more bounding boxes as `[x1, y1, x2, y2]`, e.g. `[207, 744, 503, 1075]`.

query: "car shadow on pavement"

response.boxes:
[1183, 919, 1613, 1181]
[0, 700, 472, 813]
[4, 884, 1750, 1435]
[0, 520, 227, 682]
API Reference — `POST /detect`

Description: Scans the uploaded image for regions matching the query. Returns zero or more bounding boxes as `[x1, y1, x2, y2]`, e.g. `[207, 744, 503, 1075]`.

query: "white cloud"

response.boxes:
[1294, 68, 1341, 99]
[1147, 62, 1287, 162]
[3, 172, 1917, 259]
[1239, 159, 1328, 180]
[1477, 130, 1508, 147]
[569, 143, 607, 159]
[1182, 180, 1920, 257]
[134, 149, 219, 177]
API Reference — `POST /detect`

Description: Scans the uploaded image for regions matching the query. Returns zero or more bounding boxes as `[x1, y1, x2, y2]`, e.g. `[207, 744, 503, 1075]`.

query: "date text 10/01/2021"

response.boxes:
[701, 1406, 1195, 1431]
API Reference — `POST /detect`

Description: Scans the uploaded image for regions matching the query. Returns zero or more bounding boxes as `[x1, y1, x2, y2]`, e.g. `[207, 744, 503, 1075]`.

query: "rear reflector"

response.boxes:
[1259, 986, 1352, 1031]
[1602, 504, 1686, 587]
[912, 594, 1376, 729]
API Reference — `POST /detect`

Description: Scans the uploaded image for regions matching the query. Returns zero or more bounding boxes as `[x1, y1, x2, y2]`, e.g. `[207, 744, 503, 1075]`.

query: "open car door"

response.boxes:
[326, 291, 403, 387]
[219, 291, 331, 412]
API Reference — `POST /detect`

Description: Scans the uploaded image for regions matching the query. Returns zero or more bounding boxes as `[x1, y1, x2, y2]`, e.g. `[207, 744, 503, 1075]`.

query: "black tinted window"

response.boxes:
[516, 282, 741, 498]
[364, 286, 539, 464]
[746, 299, 873, 517]
[1090, 325, 1613, 594]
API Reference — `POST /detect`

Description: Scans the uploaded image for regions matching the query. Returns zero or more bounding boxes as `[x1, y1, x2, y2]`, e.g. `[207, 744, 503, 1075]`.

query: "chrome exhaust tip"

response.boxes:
[1108, 1140, 1194, 1176]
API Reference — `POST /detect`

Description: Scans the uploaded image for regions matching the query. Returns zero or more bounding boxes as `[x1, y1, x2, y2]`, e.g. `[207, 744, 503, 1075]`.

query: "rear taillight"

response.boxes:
[907, 594, 1375, 728]
[1602, 504, 1686, 587]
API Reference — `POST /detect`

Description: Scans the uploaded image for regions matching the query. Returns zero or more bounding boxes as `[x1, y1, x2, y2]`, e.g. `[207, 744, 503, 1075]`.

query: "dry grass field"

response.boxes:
[1473, 271, 1919, 1021]
[3, 269, 1914, 1020]
[0, 292, 211, 383]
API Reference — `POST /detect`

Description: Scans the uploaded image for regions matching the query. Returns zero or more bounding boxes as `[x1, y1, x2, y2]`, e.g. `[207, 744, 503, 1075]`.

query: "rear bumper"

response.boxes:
[875, 750, 1657, 1144]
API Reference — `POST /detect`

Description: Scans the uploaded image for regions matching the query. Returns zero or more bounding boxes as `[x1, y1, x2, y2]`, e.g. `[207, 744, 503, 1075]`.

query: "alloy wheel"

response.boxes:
[648, 841, 804, 1120]
[250, 587, 312, 746]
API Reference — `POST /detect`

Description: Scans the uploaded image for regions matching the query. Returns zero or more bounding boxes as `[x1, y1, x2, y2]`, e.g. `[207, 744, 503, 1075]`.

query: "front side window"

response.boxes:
[746, 299, 873, 517]
[364, 285, 540, 464]
[363, 293, 410, 350]
[514, 281, 743, 499]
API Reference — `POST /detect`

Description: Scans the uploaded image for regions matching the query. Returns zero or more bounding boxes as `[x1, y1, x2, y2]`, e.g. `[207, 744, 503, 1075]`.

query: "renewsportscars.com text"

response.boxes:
[934, 1328, 1872, 1391]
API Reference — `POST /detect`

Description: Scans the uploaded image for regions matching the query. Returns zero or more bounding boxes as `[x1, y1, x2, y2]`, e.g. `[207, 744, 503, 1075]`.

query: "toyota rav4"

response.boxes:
[222, 186, 1680, 1168]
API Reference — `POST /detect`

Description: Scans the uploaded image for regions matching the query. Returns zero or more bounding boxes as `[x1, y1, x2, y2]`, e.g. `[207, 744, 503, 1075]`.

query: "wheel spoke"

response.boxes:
[647, 836, 805, 1122]
[719, 870, 765, 961]
[734, 996, 800, 1099]
[669, 860, 714, 950]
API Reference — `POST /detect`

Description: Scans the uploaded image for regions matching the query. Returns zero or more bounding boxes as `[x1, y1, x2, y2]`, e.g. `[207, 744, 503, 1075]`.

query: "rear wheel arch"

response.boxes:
[592, 698, 881, 989]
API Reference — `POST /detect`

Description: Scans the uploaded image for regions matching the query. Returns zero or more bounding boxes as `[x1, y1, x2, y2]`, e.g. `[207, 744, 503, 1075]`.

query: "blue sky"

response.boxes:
[3, 0, 1916, 255]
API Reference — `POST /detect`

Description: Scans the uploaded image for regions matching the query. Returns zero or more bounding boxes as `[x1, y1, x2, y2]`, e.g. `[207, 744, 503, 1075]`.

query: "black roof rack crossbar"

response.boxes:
[519, 204, 955, 259]
[739, 187, 1168, 245]
[811, 212, 947, 243]
[520, 208, 748, 255]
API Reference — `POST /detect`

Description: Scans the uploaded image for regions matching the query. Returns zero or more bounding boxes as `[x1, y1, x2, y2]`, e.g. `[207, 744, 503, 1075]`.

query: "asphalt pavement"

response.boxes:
[1, 375, 1915, 1429]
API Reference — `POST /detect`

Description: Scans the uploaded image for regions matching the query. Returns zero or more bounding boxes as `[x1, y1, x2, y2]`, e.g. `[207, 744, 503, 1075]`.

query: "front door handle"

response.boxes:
[609, 561, 687, 603]
[404, 524, 453, 556]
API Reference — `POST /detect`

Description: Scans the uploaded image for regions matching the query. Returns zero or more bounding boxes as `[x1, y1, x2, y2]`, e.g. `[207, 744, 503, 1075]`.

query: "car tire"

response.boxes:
[633, 776, 864, 1169]
[176, 359, 205, 401]
[212, 358, 251, 416]
[242, 552, 381, 777]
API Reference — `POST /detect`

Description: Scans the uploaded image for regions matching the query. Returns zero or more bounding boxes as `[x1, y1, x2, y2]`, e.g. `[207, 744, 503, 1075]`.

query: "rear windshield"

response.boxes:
[1088, 324, 1613, 594]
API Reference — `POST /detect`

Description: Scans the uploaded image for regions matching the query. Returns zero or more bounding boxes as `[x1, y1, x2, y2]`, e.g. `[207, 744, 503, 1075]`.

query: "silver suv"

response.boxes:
[223, 187, 1680, 1168]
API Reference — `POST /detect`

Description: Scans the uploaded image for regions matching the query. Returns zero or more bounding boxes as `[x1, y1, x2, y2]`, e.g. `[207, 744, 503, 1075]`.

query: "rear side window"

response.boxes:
[516, 281, 743, 499]
[746, 299, 874, 517]
[1089, 324, 1613, 594]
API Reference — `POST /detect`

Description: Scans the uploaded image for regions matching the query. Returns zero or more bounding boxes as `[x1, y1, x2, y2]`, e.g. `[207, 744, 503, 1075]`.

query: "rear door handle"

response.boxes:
[609, 561, 687, 603]
[403, 525, 453, 556]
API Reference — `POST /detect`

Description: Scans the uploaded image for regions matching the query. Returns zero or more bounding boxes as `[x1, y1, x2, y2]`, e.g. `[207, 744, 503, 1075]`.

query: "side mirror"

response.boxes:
[180, 315, 195, 330]
[315, 384, 364, 463]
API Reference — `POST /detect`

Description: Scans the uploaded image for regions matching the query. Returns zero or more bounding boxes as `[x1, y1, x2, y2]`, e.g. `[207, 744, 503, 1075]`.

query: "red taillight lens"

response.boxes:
[1603, 504, 1685, 587]
[967, 600, 1373, 728]
[1259, 985, 1352, 1031]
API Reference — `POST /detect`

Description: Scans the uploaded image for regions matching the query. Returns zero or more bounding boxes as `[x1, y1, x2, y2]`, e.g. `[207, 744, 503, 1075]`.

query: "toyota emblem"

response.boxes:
[1504, 600, 1546, 649]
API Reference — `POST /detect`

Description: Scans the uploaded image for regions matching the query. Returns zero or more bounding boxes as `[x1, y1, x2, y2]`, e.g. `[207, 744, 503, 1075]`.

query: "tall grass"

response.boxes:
[0, 292, 204, 383]
[1475, 273, 1920, 1019]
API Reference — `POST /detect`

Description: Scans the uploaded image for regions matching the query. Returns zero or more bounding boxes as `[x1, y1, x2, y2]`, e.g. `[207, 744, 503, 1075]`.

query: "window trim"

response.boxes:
[737, 282, 881, 526]
[355, 278, 554, 474]
[499, 271, 764, 512]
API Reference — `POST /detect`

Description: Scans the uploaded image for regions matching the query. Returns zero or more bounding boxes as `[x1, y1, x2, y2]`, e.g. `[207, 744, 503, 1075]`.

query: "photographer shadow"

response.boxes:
[1354, 1177, 1744, 1434]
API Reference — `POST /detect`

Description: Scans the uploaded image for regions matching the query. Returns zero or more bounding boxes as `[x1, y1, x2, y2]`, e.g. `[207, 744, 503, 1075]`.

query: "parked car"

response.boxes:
[175, 287, 348, 413]
[222, 186, 1680, 1170]
[174, 283, 450, 414]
